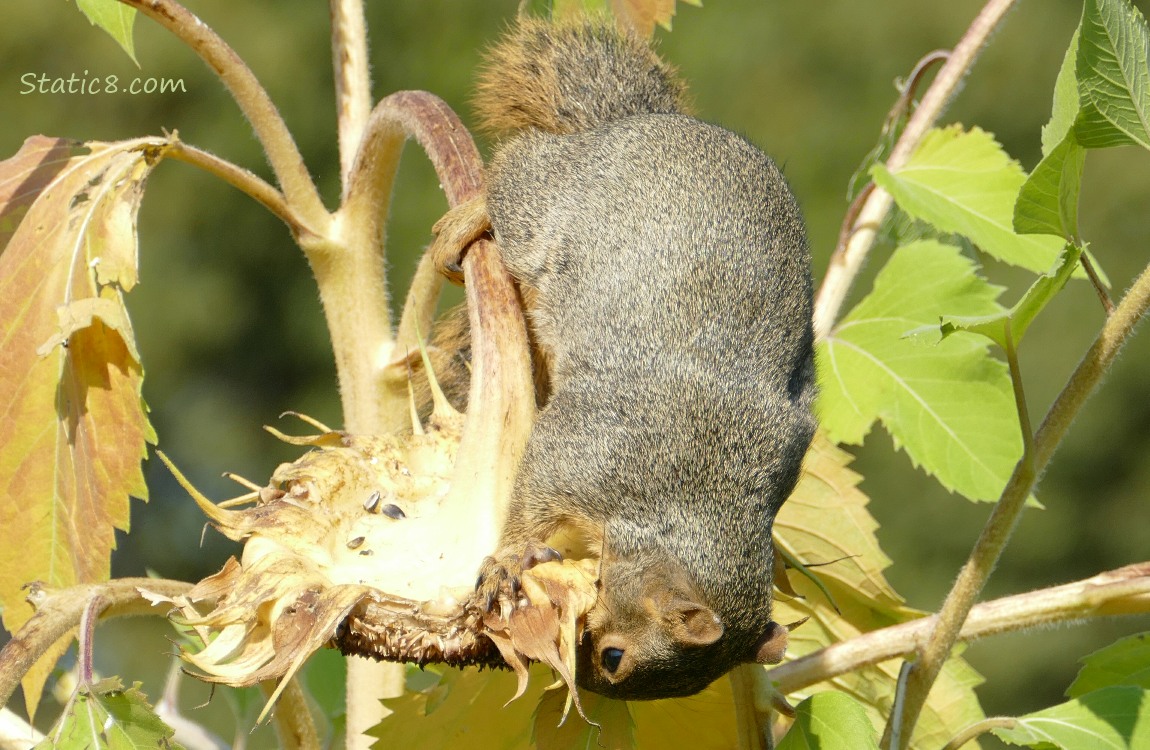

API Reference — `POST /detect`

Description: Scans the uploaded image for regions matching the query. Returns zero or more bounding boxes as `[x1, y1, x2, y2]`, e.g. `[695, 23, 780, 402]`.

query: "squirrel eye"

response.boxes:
[601, 647, 624, 673]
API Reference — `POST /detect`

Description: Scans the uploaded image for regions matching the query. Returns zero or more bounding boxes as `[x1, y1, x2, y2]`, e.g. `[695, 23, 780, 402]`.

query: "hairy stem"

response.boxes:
[331, 0, 373, 190]
[0, 579, 193, 711]
[117, 0, 328, 230]
[338, 91, 483, 425]
[262, 677, 321, 750]
[1003, 322, 1034, 456]
[768, 562, 1150, 695]
[813, 0, 1020, 338]
[167, 142, 304, 236]
[886, 260, 1150, 747]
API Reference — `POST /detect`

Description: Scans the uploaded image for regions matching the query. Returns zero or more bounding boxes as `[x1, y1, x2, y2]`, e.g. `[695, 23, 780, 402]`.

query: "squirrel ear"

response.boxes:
[662, 598, 724, 647]
[752, 620, 790, 664]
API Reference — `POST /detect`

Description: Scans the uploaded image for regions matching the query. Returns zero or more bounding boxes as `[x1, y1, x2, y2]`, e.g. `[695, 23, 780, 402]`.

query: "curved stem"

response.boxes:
[117, 0, 328, 230]
[885, 260, 1150, 748]
[334, 90, 484, 431]
[167, 142, 306, 236]
[384, 91, 483, 354]
[941, 717, 1019, 750]
[768, 562, 1150, 696]
[0, 578, 193, 711]
[813, 0, 1020, 339]
[331, 0, 373, 190]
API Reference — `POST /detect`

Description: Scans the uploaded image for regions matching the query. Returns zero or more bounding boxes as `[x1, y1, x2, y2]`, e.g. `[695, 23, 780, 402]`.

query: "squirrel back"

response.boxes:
[428, 16, 816, 700]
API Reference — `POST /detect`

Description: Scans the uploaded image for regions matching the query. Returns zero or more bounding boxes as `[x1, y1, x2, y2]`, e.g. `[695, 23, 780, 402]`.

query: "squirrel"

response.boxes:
[426, 16, 817, 700]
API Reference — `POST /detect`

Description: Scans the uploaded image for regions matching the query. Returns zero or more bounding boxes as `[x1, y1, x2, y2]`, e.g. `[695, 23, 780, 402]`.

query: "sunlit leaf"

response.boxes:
[372, 668, 542, 750]
[34, 678, 184, 750]
[0, 135, 166, 718]
[872, 126, 1068, 274]
[993, 686, 1150, 749]
[924, 244, 1082, 350]
[817, 240, 1022, 502]
[773, 574, 986, 750]
[1074, 0, 1150, 150]
[777, 692, 879, 750]
[1068, 631, 1150, 697]
[771, 437, 985, 749]
[776, 435, 908, 614]
[1014, 136, 1086, 240]
[534, 688, 633, 750]
[1044, 29, 1083, 155]
[73, 0, 138, 65]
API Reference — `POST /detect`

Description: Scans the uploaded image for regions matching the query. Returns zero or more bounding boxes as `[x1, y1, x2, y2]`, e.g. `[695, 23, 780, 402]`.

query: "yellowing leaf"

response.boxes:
[610, 0, 677, 35]
[550, 0, 694, 36]
[0, 135, 166, 718]
[776, 435, 907, 614]
[533, 688, 633, 750]
[771, 438, 985, 749]
[373, 668, 539, 750]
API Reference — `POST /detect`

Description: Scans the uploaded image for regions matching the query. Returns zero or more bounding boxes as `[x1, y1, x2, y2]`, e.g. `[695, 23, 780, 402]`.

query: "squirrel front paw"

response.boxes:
[430, 194, 491, 285]
[474, 543, 563, 613]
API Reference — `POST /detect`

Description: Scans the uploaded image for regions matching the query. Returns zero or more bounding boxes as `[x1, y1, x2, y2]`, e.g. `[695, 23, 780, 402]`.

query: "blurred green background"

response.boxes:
[2, 0, 1148, 744]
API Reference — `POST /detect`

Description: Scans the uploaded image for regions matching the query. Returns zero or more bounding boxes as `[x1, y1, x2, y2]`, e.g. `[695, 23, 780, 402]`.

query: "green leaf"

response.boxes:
[1044, 30, 1083, 155]
[73, 0, 139, 65]
[1014, 135, 1086, 240]
[1068, 632, 1150, 697]
[818, 240, 1023, 503]
[777, 692, 880, 750]
[993, 686, 1150, 749]
[871, 126, 1068, 274]
[36, 678, 184, 750]
[925, 244, 1082, 350]
[1074, 0, 1150, 150]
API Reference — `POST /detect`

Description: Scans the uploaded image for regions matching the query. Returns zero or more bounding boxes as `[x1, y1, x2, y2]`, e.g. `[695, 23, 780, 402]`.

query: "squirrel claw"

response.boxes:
[429, 194, 491, 286]
[474, 553, 524, 614]
[474, 543, 558, 615]
[521, 543, 562, 569]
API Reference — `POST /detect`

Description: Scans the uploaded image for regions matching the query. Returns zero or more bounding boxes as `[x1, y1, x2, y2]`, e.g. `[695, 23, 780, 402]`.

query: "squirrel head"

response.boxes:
[575, 550, 788, 700]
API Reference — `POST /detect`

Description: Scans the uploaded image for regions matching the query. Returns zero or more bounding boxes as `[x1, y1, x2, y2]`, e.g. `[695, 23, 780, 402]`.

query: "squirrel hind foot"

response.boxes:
[429, 193, 491, 285]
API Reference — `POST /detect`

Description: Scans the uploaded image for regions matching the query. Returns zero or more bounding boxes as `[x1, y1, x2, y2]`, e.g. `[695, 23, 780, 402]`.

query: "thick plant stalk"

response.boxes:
[262, 678, 320, 750]
[768, 562, 1150, 696]
[885, 261, 1150, 748]
[812, 0, 1020, 339]
[331, 85, 494, 747]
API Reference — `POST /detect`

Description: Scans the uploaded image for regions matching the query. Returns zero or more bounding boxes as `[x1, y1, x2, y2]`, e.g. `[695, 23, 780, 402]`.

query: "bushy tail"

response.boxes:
[474, 16, 689, 136]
